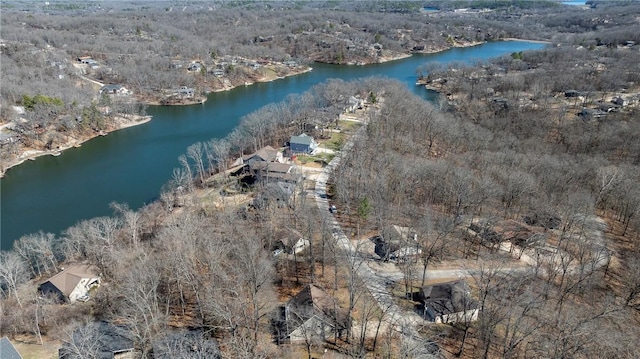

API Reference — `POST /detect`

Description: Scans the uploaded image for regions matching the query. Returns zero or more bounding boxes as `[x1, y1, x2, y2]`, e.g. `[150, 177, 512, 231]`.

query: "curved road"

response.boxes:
[309, 105, 610, 356]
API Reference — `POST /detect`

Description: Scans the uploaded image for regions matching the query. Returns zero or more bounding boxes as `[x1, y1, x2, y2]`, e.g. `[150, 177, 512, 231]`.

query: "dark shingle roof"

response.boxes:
[419, 280, 478, 319]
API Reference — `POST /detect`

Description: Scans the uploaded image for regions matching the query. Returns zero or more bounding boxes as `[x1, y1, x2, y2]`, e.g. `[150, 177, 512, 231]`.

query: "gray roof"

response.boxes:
[250, 161, 291, 174]
[100, 84, 123, 92]
[39, 263, 99, 299]
[59, 321, 134, 359]
[290, 133, 314, 146]
[243, 145, 278, 162]
[287, 284, 349, 329]
[419, 280, 478, 319]
[0, 337, 23, 359]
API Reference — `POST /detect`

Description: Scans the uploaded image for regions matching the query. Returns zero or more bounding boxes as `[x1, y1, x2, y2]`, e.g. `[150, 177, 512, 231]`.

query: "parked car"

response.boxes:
[329, 205, 337, 213]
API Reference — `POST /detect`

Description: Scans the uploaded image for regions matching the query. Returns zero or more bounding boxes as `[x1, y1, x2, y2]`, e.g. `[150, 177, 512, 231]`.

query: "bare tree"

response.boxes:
[0, 251, 30, 307]
[12, 231, 59, 277]
[154, 330, 221, 359]
[59, 321, 106, 359]
[110, 202, 141, 248]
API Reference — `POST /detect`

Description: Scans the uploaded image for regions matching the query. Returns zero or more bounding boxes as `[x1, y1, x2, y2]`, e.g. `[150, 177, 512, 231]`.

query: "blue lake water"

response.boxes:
[0, 40, 546, 249]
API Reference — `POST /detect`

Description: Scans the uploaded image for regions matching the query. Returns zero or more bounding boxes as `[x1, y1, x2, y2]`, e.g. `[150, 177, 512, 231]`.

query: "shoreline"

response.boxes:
[0, 115, 152, 178]
[1, 38, 546, 178]
[0, 67, 313, 178]
[502, 37, 552, 44]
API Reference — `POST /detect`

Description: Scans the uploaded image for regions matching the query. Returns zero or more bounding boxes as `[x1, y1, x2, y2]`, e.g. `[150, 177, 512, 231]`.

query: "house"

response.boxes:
[77, 56, 96, 65]
[578, 108, 607, 119]
[284, 60, 298, 68]
[373, 225, 421, 261]
[289, 133, 318, 154]
[250, 162, 298, 184]
[418, 280, 478, 324]
[38, 263, 100, 303]
[274, 284, 350, 344]
[99, 84, 129, 96]
[212, 69, 225, 77]
[187, 62, 202, 72]
[59, 321, 135, 359]
[0, 337, 23, 359]
[273, 228, 310, 255]
[236, 145, 281, 166]
[175, 86, 195, 98]
[612, 96, 628, 107]
[346, 96, 363, 113]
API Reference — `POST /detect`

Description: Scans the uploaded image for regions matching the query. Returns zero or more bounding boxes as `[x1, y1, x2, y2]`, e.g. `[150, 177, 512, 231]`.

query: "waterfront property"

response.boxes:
[38, 263, 100, 303]
[0, 41, 547, 249]
[289, 133, 318, 154]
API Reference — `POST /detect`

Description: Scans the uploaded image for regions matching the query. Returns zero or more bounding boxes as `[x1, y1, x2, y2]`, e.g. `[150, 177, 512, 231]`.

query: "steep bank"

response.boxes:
[0, 115, 151, 178]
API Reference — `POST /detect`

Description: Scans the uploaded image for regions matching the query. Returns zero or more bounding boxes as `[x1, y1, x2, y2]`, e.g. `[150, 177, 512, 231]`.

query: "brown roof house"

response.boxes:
[38, 263, 100, 303]
[418, 280, 478, 324]
[237, 145, 282, 165]
[250, 162, 299, 184]
[272, 228, 310, 256]
[274, 284, 350, 344]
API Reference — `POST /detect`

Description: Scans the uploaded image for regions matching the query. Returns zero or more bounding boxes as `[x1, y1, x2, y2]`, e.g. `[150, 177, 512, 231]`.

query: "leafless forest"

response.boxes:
[1, 1, 640, 358]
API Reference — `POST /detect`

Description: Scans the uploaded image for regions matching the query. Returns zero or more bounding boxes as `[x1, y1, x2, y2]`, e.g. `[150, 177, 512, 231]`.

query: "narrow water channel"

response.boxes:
[0, 41, 546, 248]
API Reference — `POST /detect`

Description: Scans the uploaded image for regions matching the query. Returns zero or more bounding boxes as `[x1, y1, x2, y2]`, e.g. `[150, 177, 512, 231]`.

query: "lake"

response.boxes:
[0, 40, 546, 249]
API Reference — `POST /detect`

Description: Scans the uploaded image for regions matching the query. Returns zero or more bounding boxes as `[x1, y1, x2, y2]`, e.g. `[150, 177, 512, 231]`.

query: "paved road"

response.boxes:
[312, 110, 434, 355]
[308, 105, 609, 357]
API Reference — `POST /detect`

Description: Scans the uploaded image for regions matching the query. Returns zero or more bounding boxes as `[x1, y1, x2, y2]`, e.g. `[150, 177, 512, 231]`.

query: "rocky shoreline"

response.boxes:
[0, 115, 151, 178]
[0, 39, 532, 178]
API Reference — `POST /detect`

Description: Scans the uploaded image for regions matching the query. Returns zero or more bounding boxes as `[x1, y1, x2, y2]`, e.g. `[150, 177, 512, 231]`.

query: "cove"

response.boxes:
[0, 40, 545, 249]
